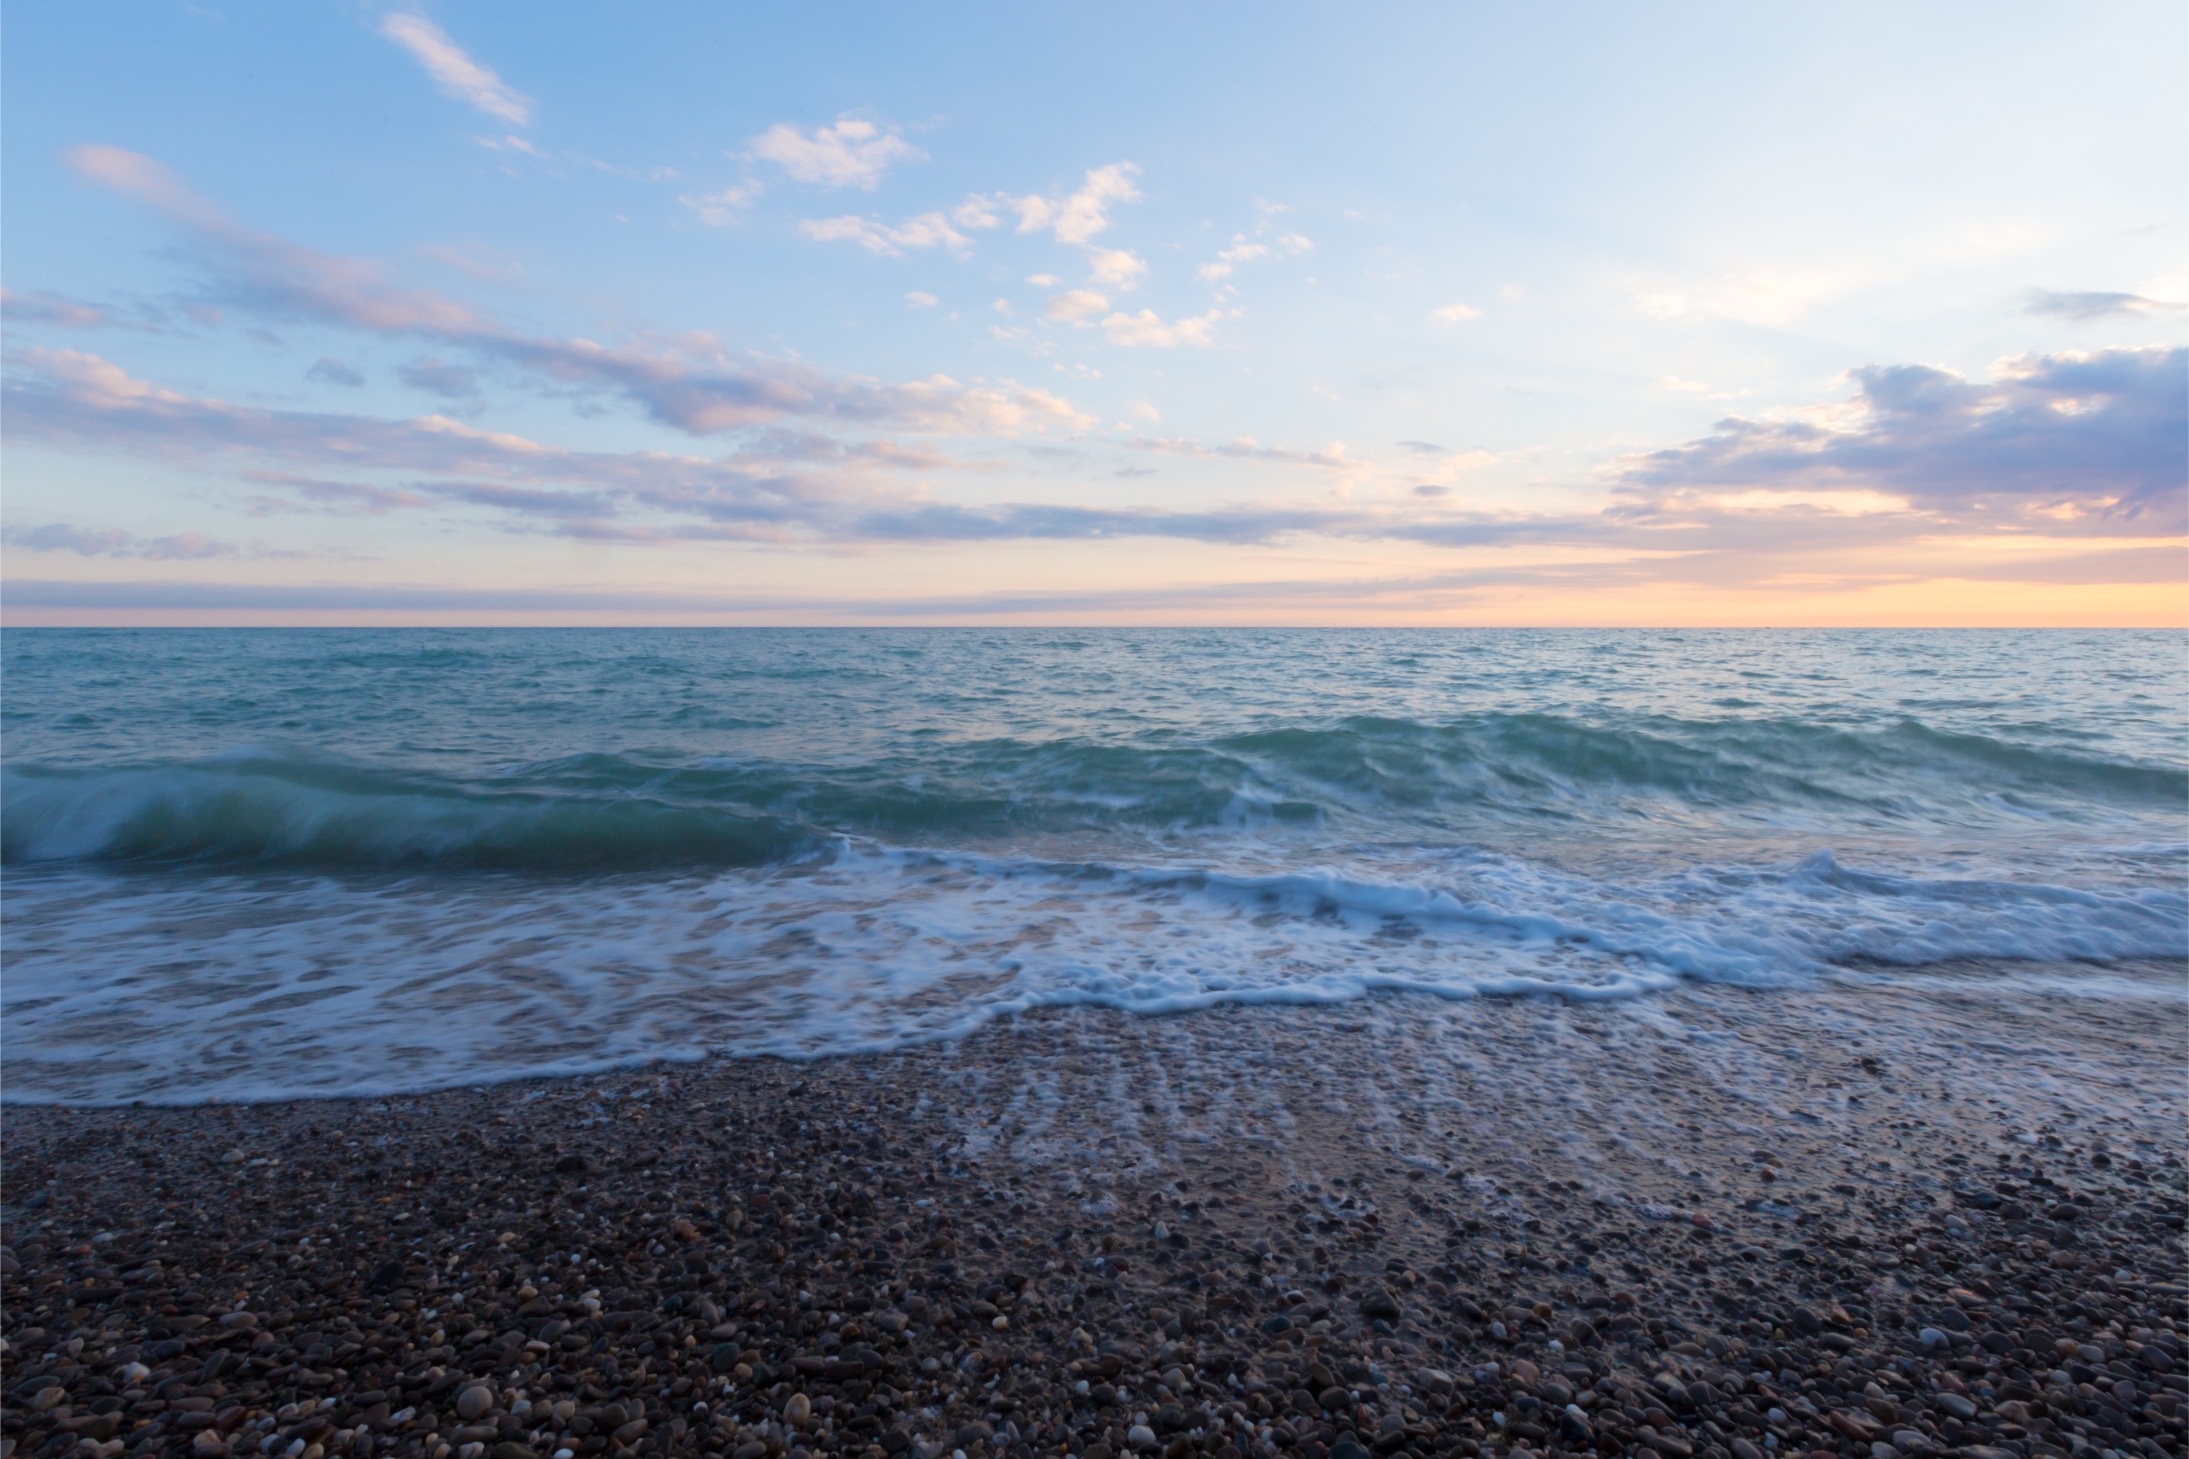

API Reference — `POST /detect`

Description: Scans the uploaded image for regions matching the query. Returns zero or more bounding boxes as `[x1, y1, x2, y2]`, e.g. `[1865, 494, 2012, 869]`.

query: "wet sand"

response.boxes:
[4, 969, 2185, 1459]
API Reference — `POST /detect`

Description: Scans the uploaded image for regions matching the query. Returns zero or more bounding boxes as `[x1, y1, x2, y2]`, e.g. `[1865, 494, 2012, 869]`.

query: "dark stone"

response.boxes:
[1357, 1290, 1402, 1321]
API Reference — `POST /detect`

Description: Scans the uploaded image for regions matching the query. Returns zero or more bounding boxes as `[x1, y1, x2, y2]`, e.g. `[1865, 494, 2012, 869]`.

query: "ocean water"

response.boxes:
[3, 627, 2183, 1105]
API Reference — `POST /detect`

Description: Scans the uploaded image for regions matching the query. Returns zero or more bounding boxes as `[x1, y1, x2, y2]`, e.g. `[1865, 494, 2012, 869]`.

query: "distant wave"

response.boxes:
[5, 710, 2181, 874]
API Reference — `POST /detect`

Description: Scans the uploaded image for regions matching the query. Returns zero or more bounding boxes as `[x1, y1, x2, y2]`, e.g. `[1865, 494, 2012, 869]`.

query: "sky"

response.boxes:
[3, 2, 2184, 626]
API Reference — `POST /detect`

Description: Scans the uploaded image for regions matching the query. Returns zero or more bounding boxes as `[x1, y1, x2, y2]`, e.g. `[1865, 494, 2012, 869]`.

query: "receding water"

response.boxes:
[3, 628, 2182, 1103]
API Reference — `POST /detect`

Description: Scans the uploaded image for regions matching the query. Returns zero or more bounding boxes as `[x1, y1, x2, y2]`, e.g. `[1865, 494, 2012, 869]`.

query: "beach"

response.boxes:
[6, 971, 2184, 1459]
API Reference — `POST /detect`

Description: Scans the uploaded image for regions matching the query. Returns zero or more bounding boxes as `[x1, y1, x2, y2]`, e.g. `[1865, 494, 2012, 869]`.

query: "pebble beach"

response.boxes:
[5, 973, 2184, 1459]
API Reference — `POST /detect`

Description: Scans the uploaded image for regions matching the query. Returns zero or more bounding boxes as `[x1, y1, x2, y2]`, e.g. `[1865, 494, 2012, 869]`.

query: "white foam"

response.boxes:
[2, 838, 2179, 1105]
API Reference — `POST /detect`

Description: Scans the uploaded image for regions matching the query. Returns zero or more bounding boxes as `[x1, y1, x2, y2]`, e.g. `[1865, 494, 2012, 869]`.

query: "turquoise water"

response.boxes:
[4, 628, 2183, 1102]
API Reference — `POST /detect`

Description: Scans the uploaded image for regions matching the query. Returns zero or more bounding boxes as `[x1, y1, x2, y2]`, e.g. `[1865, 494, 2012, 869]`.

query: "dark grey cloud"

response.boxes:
[2024, 290, 2182, 322]
[1619, 347, 2187, 529]
[305, 357, 366, 387]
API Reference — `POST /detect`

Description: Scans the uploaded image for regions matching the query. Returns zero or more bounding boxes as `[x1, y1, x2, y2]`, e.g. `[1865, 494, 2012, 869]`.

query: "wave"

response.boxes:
[0, 758, 810, 872]
[4, 710, 2180, 873]
[4, 838, 2181, 1105]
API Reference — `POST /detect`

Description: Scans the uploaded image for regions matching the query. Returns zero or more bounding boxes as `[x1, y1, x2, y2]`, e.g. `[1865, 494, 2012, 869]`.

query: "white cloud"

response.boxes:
[1429, 303, 1482, 324]
[993, 163, 1140, 245]
[378, 13, 533, 126]
[1046, 289, 1109, 324]
[679, 183, 759, 227]
[951, 197, 1003, 229]
[1703, 488, 1911, 516]
[1088, 249, 1147, 291]
[1102, 308, 1220, 348]
[1500, 283, 1525, 302]
[1026, 273, 1063, 287]
[797, 212, 969, 256]
[905, 291, 938, 308]
[1631, 269, 1845, 326]
[750, 116, 922, 190]
[1199, 232, 1311, 281]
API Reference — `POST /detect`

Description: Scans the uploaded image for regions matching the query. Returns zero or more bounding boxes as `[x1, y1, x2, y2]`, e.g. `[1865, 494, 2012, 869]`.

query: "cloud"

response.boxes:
[949, 197, 1003, 230]
[797, 212, 970, 256]
[305, 357, 365, 387]
[2, 349, 1088, 547]
[1429, 303, 1481, 324]
[2, 522, 246, 560]
[239, 472, 430, 516]
[1087, 249, 1147, 291]
[990, 164, 1140, 245]
[1102, 308, 1221, 348]
[1045, 289, 1109, 324]
[1631, 269, 1844, 326]
[679, 184, 759, 227]
[11, 349, 2178, 597]
[750, 116, 922, 190]
[904, 291, 938, 308]
[1197, 232, 1309, 282]
[378, 13, 533, 125]
[2024, 289, 2183, 322]
[1130, 435, 1353, 469]
[64, 145, 232, 232]
[61, 149, 1095, 439]
[396, 358, 481, 398]
[1618, 346, 2188, 529]
[2, 288, 116, 328]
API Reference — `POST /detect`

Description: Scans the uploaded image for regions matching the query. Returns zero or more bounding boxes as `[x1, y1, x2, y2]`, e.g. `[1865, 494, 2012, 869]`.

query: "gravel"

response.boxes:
[4, 989, 2184, 1459]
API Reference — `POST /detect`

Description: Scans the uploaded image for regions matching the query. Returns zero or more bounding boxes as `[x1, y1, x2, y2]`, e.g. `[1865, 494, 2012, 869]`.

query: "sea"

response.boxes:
[2, 628, 2183, 1105]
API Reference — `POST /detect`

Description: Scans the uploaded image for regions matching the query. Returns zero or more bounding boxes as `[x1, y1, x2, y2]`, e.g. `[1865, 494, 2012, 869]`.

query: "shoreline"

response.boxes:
[4, 981, 2185, 1459]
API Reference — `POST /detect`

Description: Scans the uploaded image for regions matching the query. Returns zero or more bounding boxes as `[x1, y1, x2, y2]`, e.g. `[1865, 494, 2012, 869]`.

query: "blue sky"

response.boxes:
[3, 1, 2183, 623]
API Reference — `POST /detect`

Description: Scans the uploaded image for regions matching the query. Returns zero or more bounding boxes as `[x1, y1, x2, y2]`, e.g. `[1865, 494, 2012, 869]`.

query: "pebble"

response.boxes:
[1, 1008, 2182, 1459]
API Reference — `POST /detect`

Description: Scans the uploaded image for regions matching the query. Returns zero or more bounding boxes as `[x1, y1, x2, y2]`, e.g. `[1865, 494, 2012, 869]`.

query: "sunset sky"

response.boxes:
[4, 1, 2183, 625]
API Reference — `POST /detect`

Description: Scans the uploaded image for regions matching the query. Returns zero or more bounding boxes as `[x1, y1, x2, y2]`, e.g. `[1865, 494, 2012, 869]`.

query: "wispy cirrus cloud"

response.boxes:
[1198, 231, 1311, 283]
[305, 358, 366, 388]
[751, 117, 922, 190]
[2, 288, 124, 329]
[60, 147, 1093, 439]
[3, 521, 257, 560]
[2023, 289, 2183, 322]
[378, 13, 533, 126]
[678, 183, 760, 227]
[796, 211, 970, 256]
[7, 347, 2181, 608]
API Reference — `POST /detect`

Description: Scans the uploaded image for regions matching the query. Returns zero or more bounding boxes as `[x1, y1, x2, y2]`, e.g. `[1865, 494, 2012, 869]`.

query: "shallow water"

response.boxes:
[3, 628, 2183, 1103]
